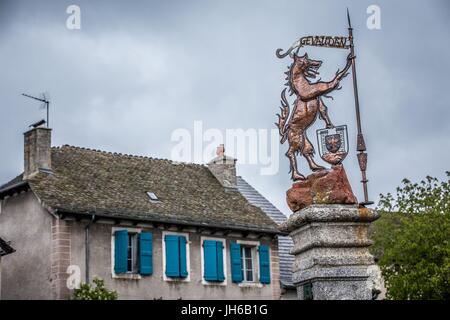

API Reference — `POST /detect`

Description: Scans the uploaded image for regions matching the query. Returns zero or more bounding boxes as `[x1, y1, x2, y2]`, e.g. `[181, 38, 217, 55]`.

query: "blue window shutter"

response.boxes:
[114, 230, 128, 274]
[139, 232, 153, 276]
[165, 235, 180, 277]
[216, 241, 225, 281]
[179, 236, 188, 278]
[230, 243, 242, 283]
[203, 240, 218, 281]
[259, 245, 271, 284]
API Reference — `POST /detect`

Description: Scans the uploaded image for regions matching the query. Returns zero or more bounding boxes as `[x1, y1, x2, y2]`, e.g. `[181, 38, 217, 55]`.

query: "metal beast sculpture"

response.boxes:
[276, 52, 353, 181]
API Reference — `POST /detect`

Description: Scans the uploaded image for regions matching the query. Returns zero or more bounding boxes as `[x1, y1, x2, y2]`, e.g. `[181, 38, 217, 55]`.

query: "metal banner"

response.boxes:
[276, 35, 351, 58]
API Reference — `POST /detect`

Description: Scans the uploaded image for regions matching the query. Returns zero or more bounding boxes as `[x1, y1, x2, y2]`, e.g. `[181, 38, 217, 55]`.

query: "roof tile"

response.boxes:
[26, 146, 279, 233]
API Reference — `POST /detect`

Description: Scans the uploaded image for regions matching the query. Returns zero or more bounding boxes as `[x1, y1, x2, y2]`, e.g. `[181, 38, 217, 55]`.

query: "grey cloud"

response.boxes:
[1, 0, 449, 215]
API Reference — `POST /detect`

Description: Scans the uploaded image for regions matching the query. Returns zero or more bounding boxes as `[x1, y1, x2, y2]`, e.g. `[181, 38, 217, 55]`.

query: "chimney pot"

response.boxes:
[216, 144, 225, 157]
[207, 144, 237, 189]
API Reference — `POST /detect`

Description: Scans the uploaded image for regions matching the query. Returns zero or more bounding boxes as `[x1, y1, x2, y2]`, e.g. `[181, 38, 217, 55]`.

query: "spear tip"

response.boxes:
[346, 7, 352, 28]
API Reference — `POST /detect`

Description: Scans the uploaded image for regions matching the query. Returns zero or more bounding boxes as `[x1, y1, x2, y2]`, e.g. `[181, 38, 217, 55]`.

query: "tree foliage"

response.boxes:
[73, 277, 118, 300]
[371, 172, 450, 300]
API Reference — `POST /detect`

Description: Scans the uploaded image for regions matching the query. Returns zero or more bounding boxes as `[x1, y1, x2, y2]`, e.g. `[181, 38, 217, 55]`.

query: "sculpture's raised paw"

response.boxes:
[292, 172, 306, 181]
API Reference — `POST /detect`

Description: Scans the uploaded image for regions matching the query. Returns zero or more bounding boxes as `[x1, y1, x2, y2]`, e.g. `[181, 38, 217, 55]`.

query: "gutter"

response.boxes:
[85, 214, 96, 283]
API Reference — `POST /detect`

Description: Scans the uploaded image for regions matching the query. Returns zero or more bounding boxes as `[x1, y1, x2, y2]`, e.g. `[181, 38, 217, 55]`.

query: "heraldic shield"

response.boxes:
[316, 125, 349, 165]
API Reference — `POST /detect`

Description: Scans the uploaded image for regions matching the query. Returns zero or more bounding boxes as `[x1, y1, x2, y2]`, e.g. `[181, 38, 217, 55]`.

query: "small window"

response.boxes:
[127, 233, 139, 273]
[146, 192, 159, 202]
[241, 246, 255, 282]
[113, 230, 153, 276]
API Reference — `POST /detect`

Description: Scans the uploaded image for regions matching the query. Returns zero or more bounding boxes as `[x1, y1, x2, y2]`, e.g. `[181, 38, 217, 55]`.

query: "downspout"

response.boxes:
[85, 214, 96, 283]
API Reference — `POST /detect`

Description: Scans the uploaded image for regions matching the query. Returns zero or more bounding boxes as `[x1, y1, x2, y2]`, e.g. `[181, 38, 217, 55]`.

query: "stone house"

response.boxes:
[0, 126, 293, 300]
[0, 236, 15, 300]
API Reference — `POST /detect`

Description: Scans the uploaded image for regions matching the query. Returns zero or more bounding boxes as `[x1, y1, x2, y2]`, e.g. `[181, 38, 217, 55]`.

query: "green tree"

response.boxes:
[371, 172, 450, 300]
[73, 277, 118, 300]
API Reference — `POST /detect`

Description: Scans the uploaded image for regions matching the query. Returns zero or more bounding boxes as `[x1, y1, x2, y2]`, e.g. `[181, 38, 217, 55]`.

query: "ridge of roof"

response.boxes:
[54, 145, 206, 168]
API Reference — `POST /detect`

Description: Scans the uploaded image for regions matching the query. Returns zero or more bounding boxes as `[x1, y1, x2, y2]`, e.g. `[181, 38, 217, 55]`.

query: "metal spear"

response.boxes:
[347, 9, 373, 206]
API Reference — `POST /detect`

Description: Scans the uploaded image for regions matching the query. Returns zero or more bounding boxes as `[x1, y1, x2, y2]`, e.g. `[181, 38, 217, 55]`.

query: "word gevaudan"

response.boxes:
[300, 35, 351, 49]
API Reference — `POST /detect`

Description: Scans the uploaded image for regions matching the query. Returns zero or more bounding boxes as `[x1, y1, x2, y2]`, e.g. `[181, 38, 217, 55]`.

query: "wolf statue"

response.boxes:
[276, 52, 353, 181]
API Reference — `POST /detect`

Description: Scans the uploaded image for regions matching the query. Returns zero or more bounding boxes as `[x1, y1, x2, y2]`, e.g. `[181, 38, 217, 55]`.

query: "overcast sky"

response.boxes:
[0, 0, 449, 215]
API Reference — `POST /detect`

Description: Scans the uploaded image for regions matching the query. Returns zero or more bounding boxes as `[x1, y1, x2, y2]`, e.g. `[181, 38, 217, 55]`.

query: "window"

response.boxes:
[163, 233, 189, 280]
[146, 192, 160, 202]
[241, 246, 254, 282]
[230, 242, 271, 285]
[113, 229, 153, 277]
[127, 233, 139, 273]
[303, 282, 313, 300]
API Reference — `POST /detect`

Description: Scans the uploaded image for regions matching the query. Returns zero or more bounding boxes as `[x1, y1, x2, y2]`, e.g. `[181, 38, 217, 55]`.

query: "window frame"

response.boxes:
[162, 231, 191, 282]
[127, 232, 139, 274]
[241, 245, 256, 283]
[236, 239, 263, 287]
[200, 236, 227, 286]
[111, 227, 142, 280]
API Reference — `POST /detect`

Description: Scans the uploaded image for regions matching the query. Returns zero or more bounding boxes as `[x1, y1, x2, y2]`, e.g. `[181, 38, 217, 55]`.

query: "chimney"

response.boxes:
[207, 144, 237, 189]
[23, 127, 52, 179]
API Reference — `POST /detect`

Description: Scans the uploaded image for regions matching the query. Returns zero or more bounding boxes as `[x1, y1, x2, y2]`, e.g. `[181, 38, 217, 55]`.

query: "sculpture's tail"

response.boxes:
[275, 88, 290, 144]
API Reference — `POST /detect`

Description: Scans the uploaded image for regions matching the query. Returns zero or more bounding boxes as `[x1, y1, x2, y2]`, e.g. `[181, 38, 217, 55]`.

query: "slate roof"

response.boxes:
[0, 145, 279, 234]
[0, 174, 24, 190]
[0, 237, 15, 256]
[236, 177, 294, 288]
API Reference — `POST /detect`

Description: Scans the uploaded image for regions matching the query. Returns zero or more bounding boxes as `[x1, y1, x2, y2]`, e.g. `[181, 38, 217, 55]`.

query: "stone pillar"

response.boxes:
[51, 218, 72, 300]
[280, 204, 380, 300]
[270, 239, 281, 300]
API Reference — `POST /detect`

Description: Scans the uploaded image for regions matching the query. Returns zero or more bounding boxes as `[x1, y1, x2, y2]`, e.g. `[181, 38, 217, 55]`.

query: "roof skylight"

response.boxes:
[146, 192, 159, 202]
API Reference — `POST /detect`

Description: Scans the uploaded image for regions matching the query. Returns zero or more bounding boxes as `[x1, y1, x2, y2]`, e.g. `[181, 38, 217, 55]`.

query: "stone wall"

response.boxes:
[270, 238, 281, 299]
[0, 190, 281, 300]
[70, 221, 279, 300]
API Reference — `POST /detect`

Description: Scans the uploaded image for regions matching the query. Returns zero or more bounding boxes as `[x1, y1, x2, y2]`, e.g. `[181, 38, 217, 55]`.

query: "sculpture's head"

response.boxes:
[292, 53, 322, 79]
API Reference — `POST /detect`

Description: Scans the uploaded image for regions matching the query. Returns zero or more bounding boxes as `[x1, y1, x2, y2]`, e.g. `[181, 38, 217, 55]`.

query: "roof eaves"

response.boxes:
[0, 181, 30, 200]
[56, 209, 283, 235]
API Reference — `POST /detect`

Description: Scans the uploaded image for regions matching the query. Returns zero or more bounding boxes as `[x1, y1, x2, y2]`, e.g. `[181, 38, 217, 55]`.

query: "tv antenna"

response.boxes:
[22, 92, 50, 127]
